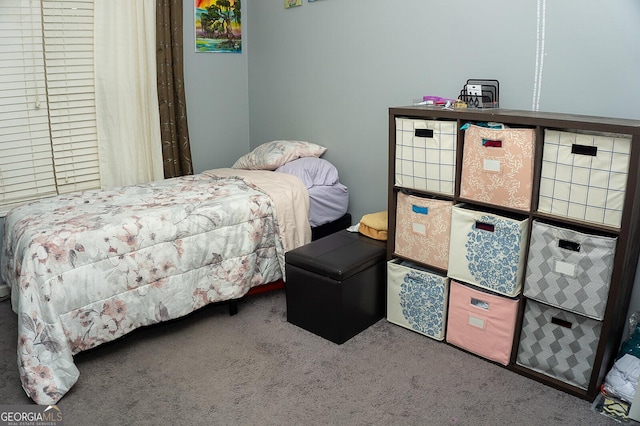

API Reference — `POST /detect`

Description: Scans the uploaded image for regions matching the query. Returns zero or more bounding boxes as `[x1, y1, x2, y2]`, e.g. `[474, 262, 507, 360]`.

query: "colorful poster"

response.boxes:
[195, 0, 241, 53]
[285, 0, 302, 8]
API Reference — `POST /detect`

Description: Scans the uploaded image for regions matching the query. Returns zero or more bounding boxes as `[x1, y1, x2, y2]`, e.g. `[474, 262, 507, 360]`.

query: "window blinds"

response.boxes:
[0, 0, 57, 214]
[0, 0, 99, 215]
[43, 0, 100, 195]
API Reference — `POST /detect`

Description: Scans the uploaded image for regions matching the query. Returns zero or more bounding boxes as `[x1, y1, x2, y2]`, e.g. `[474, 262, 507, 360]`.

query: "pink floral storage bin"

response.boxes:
[446, 280, 520, 366]
[538, 129, 632, 228]
[395, 118, 457, 196]
[394, 192, 453, 270]
[460, 125, 536, 211]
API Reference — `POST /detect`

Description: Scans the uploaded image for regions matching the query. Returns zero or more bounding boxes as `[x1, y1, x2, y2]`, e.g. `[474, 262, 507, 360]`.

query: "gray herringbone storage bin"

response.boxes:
[516, 299, 602, 390]
[524, 220, 617, 320]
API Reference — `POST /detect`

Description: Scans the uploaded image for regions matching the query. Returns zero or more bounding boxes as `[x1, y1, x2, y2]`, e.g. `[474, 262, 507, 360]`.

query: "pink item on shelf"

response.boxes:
[422, 96, 457, 105]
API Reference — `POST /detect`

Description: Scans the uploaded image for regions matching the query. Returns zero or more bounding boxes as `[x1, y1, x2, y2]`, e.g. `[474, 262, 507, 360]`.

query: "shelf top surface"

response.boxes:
[390, 106, 640, 134]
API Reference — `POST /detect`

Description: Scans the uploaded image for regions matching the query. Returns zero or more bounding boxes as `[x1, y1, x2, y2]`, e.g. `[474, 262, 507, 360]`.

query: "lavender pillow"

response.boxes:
[275, 157, 339, 188]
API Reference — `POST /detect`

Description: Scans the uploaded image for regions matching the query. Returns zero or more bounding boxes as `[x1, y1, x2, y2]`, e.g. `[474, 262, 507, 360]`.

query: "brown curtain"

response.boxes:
[156, 0, 193, 178]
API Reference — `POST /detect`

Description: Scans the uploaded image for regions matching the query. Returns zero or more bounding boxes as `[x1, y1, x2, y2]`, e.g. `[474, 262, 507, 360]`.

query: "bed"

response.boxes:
[1, 140, 349, 405]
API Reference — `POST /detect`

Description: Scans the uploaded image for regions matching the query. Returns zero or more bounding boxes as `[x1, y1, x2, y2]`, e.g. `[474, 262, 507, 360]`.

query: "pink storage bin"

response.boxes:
[394, 192, 453, 270]
[460, 125, 535, 211]
[446, 280, 520, 366]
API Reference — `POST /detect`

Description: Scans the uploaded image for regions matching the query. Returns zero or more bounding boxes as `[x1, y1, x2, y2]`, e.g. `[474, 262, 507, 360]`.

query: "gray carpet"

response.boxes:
[0, 290, 622, 425]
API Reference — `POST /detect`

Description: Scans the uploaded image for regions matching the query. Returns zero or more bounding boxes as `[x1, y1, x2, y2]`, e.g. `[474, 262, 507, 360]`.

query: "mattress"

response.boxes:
[307, 183, 349, 227]
[275, 157, 349, 227]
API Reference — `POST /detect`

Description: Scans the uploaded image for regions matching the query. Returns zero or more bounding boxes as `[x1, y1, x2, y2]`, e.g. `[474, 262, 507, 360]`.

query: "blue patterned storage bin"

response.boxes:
[387, 259, 449, 340]
[447, 205, 529, 297]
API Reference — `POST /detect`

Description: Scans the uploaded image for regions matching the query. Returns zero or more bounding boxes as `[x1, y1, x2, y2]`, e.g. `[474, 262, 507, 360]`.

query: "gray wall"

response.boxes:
[246, 0, 640, 223]
[183, 0, 250, 172]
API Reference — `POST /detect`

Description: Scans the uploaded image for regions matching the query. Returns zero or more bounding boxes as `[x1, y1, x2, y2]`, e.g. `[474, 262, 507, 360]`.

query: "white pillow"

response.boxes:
[232, 140, 327, 170]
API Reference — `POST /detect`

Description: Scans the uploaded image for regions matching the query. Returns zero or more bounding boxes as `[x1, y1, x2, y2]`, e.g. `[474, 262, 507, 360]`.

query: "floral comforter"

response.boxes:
[1, 171, 310, 405]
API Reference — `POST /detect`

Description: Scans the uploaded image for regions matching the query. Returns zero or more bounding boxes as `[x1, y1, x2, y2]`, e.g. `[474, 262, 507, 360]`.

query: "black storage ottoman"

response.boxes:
[285, 230, 387, 344]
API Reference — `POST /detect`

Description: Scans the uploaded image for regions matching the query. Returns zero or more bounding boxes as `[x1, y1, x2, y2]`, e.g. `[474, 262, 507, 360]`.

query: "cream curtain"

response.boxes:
[94, 0, 164, 188]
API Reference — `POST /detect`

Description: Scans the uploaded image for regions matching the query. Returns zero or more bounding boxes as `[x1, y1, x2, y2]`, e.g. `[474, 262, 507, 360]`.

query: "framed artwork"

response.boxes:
[285, 0, 302, 8]
[195, 0, 242, 53]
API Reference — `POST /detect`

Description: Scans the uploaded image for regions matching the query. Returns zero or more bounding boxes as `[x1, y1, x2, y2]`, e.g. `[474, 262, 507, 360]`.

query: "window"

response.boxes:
[0, 0, 99, 215]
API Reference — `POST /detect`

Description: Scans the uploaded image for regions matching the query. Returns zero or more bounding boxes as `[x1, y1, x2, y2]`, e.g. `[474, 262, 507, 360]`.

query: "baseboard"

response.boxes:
[0, 283, 9, 301]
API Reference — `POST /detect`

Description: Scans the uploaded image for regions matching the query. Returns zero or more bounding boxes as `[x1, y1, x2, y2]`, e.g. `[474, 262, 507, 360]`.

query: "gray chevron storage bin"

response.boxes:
[524, 220, 617, 320]
[517, 299, 602, 390]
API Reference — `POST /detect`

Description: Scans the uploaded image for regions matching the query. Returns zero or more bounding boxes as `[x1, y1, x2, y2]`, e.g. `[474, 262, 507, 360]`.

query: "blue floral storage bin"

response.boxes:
[447, 205, 529, 297]
[387, 259, 449, 340]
